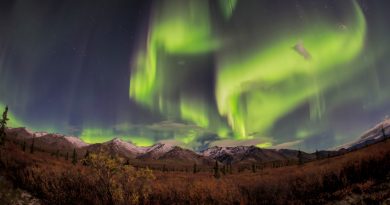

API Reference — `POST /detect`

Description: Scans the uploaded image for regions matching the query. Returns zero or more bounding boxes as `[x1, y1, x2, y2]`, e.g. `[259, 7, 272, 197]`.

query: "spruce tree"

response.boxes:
[124, 159, 130, 166]
[222, 165, 226, 175]
[315, 150, 320, 160]
[228, 163, 233, 174]
[84, 150, 90, 158]
[0, 106, 9, 145]
[193, 163, 197, 174]
[297, 150, 303, 165]
[22, 141, 26, 152]
[162, 164, 167, 172]
[226, 163, 229, 174]
[65, 152, 69, 161]
[82, 155, 88, 166]
[382, 125, 387, 141]
[72, 148, 77, 165]
[213, 160, 220, 179]
[30, 135, 35, 154]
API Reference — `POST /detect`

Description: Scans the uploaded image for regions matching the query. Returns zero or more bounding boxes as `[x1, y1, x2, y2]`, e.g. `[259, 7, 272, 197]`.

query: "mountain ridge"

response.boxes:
[5, 120, 389, 164]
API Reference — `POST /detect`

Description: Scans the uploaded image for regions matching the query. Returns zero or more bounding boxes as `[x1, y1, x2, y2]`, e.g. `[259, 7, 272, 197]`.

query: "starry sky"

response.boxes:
[0, 0, 390, 151]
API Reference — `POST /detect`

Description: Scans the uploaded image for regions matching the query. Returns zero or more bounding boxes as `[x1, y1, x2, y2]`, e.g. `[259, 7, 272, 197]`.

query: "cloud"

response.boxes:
[209, 138, 263, 147]
[271, 140, 302, 150]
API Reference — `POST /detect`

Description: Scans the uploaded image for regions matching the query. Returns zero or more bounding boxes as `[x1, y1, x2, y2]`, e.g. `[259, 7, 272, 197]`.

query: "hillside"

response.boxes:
[1, 133, 390, 204]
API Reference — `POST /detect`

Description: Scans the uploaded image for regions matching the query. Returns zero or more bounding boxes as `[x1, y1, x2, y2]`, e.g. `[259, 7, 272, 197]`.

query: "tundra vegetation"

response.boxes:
[0, 137, 389, 204]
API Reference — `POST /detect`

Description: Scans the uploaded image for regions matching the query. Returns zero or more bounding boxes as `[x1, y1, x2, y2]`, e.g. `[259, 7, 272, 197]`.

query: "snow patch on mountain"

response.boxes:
[64, 136, 88, 148]
[107, 138, 148, 154]
[137, 143, 175, 159]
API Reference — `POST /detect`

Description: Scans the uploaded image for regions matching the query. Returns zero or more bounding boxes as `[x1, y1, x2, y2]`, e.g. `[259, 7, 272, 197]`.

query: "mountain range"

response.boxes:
[5, 119, 389, 165]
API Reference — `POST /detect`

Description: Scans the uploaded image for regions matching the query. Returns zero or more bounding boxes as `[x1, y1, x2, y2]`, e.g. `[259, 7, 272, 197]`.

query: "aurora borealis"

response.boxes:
[1, 0, 390, 151]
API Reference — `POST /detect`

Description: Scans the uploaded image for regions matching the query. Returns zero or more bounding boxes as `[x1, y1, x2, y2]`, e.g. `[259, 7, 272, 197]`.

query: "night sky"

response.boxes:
[1, 0, 390, 151]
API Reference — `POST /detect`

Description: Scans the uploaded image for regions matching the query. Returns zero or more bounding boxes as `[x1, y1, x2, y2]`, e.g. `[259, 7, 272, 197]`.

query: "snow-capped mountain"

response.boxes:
[6, 127, 87, 153]
[202, 146, 249, 158]
[6, 119, 389, 165]
[108, 138, 149, 154]
[149, 146, 213, 164]
[202, 146, 314, 163]
[85, 138, 149, 159]
[335, 120, 390, 151]
[137, 143, 175, 160]
[6, 127, 43, 140]
[64, 136, 89, 148]
[35, 133, 88, 149]
[4, 127, 314, 164]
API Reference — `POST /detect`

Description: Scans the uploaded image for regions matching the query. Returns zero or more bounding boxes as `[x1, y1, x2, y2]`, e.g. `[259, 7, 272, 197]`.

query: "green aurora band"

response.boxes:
[129, 0, 367, 147]
[130, 0, 229, 137]
[80, 128, 155, 146]
[79, 121, 212, 147]
[216, 1, 366, 138]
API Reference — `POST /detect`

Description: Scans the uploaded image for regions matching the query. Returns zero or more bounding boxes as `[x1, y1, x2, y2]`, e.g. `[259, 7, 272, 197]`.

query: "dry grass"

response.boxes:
[1, 140, 390, 204]
[149, 140, 390, 204]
